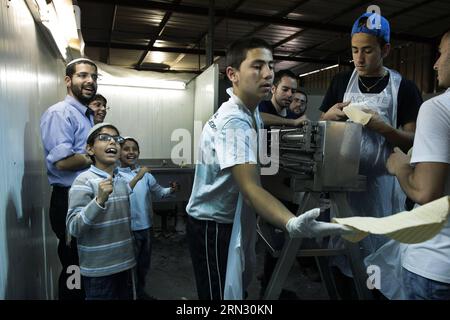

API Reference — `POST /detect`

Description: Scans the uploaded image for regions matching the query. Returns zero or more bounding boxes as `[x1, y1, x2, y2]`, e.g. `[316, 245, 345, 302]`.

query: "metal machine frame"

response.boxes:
[260, 121, 373, 300]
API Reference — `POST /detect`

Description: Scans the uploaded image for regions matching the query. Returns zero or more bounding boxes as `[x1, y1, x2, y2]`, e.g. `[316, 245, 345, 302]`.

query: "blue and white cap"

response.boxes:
[87, 122, 116, 142]
[120, 136, 140, 151]
[351, 12, 390, 43]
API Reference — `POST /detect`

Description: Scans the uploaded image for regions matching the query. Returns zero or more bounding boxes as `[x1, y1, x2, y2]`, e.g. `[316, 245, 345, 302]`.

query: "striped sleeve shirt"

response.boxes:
[66, 165, 136, 277]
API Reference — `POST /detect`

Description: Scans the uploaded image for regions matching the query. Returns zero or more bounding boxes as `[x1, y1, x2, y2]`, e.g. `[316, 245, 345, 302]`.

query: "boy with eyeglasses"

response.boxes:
[66, 123, 144, 300]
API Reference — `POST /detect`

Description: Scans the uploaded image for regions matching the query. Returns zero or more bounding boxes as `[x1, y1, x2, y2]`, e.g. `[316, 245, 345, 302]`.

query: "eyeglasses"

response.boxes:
[96, 134, 124, 144]
[74, 72, 101, 81]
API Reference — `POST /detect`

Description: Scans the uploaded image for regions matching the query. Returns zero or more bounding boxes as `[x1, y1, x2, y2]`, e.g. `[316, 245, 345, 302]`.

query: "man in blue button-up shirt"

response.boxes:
[40, 58, 98, 300]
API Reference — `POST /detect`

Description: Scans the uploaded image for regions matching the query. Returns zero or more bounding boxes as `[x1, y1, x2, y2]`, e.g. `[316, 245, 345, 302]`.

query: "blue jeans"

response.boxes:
[83, 269, 133, 300]
[403, 268, 450, 300]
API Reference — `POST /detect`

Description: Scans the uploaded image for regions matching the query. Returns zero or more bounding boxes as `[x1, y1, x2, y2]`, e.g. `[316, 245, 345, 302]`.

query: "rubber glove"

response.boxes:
[286, 208, 353, 238]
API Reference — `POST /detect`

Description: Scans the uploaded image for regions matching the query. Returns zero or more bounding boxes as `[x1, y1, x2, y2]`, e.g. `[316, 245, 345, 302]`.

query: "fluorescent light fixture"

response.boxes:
[40, 2, 69, 59]
[53, 0, 79, 49]
[99, 77, 186, 90]
[25, 0, 83, 59]
[73, 5, 85, 55]
[299, 64, 339, 77]
[150, 51, 166, 64]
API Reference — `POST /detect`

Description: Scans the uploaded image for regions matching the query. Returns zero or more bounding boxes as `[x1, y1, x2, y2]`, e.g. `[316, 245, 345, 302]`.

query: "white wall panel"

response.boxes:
[0, 0, 64, 299]
[98, 84, 195, 160]
[193, 64, 218, 126]
[192, 64, 218, 163]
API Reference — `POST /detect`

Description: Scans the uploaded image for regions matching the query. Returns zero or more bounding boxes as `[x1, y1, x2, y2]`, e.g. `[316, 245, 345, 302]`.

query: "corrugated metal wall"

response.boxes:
[300, 65, 352, 91]
[0, 0, 64, 299]
[385, 42, 435, 94]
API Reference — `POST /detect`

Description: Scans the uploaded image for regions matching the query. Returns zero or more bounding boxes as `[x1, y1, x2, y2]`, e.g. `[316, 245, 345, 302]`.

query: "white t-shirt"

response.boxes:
[186, 88, 264, 223]
[402, 88, 450, 284]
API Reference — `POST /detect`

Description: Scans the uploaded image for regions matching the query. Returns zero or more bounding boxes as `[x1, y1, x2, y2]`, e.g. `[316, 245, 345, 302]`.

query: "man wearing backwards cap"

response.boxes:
[40, 57, 98, 300]
[319, 12, 422, 299]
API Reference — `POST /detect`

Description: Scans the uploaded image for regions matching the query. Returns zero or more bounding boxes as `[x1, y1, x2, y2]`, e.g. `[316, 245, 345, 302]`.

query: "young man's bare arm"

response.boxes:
[386, 148, 448, 204]
[231, 163, 294, 229]
[321, 104, 415, 152]
[319, 102, 350, 121]
[366, 115, 416, 152]
[55, 153, 92, 171]
[231, 163, 351, 238]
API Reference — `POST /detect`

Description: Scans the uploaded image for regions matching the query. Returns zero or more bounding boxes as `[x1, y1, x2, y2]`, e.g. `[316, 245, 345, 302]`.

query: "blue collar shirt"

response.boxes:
[40, 95, 94, 187]
[118, 166, 173, 231]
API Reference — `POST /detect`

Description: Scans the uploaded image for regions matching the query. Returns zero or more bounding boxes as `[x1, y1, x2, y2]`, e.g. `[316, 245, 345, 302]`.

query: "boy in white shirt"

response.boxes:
[186, 37, 352, 300]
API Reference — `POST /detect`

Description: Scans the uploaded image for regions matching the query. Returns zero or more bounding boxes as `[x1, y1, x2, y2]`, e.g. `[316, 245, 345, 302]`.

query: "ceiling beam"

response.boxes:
[387, 0, 437, 20]
[86, 40, 350, 65]
[399, 11, 450, 36]
[176, 0, 246, 71]
[276, 0, 373, 55]
[196, 0, 246, 44]
[135, 0, 181, 68]
[241, 0, 311, 39]
[107, 4, 118, 64]
[79, 0, 433, 43]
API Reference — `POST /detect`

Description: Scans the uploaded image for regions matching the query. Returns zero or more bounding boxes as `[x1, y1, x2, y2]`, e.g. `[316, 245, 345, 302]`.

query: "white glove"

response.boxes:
[285, 208, 353, 238]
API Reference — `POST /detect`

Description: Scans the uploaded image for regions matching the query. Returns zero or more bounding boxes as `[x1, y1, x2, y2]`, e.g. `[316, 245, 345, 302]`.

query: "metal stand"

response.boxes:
[260, 121, 370, 299]
[260, 191, 373, 300]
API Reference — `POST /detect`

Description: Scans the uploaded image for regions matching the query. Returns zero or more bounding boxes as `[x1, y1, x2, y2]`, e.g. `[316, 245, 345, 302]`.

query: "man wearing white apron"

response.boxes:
[186, 37, 352, 300]
[319, 12, 422, 298]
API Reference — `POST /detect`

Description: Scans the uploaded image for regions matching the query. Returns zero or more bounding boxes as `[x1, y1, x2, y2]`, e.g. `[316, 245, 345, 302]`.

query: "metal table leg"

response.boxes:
[331, 192, 373, 300]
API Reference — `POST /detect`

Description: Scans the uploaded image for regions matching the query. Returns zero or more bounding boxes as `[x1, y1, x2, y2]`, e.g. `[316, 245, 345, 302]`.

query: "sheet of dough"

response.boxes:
[343, 103, 372, 125]
[332, 196, 450, 244]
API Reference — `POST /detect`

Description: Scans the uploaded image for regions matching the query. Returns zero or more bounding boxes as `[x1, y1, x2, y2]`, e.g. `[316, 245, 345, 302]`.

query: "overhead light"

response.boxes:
[99, 77, 186, 90]
[40, 2, 69, 59]
[299, 64, 340, 77]
[25, 0, 83, 59]
[52, 0, 79, 50]
[73, 4, 85, 55]
[149, 51, 166, 64]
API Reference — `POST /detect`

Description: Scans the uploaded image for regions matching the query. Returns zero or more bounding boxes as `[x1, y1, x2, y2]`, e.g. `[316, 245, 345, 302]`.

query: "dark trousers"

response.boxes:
[83, 269, 133, 300]
[187, 215, 232, 300]
[133, 228, 153, 298]
[49, 186, 84, 300]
